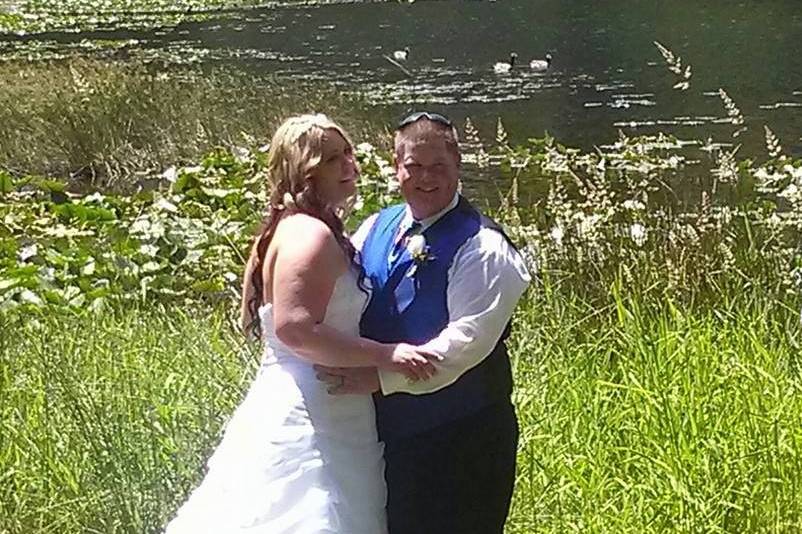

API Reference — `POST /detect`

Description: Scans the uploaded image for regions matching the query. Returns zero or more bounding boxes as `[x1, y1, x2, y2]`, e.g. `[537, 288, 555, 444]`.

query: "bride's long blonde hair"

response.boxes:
[246, 114, 362, 337]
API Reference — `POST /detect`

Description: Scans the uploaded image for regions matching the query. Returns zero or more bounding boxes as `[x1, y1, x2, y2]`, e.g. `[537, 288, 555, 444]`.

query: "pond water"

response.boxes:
[3, 0, 802, 157]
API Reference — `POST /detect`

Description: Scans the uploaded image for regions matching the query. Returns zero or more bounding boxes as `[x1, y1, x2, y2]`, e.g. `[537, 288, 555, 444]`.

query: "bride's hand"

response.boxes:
[379, 343, 442, 382]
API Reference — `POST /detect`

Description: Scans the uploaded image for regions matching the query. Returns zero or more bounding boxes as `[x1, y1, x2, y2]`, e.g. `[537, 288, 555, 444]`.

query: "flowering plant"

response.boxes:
[403, 234, 436, 278]
[406, 234, 435, 265]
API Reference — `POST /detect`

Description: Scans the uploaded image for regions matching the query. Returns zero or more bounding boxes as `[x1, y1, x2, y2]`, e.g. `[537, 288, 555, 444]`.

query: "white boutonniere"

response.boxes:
[405, 234, 435, 277]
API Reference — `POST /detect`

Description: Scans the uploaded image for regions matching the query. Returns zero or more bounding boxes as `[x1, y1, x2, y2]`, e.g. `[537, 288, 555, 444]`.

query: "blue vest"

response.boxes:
[360, 197, 514, 444]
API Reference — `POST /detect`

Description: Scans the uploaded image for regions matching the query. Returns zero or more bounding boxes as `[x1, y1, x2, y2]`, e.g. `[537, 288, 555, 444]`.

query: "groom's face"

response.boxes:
[395, 131, 460, 220]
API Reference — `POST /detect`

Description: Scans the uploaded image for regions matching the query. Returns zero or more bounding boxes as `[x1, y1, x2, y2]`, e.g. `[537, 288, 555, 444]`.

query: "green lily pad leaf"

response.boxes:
[153, 197, 179, 213]
[53, 202, 116, 223]
[89, 296, 107, 314]
[45, 249, 69, 266]
[33, 178, 67, 193]
[81, 259, 96, 276]
[191, 278, 224, 293]
[0, 171, 13, 195]
[141, 261, 162, 273]
[5, 265, 38, 279]
[65, 287, 85, 307]
[173, 173, 199, 194]
[0, 278, 17, 291]
[201, 186, 236, 198]
[19, 289, 43, 305]
[139, 244, 160, 257]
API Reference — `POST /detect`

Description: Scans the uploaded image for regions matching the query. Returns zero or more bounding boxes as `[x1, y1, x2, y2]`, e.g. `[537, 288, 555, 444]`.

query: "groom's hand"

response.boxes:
[314, 365, 380, 395]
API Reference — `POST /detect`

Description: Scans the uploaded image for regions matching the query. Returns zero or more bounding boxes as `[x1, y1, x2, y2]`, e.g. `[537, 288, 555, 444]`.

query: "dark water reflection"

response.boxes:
[174, 0, 802, 158]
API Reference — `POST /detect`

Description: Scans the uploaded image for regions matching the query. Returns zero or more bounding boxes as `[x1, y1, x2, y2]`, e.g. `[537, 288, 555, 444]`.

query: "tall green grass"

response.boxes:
[2, 287, 801, 533]
[507, 288, 802, 533]
[0, 307, 257, 533]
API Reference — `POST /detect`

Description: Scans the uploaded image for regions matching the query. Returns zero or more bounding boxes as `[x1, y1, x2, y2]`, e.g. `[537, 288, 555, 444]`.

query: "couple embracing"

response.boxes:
[165, 111, 530, 534]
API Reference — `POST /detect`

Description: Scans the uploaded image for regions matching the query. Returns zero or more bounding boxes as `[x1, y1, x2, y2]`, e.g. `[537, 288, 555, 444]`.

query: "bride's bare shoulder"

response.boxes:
[272, 213, 345, 264]
[274, 212, 335, 242]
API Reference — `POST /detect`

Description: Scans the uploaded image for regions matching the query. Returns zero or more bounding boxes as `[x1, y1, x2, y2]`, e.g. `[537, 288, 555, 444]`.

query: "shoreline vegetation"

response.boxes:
[2, 34, 802, 534]
[0, 60, 391, 188]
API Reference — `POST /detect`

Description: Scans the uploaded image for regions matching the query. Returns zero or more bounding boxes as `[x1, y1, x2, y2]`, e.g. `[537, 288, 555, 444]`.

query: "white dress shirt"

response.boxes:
[351, 194, 531, 395]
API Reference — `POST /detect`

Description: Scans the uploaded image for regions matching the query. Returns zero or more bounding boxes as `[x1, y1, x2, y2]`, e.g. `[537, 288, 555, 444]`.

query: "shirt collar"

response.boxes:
[403, 193, 459, 232]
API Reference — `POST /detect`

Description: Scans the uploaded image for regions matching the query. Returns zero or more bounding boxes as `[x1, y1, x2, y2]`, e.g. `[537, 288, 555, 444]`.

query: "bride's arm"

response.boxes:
[270, 214, 438, 380]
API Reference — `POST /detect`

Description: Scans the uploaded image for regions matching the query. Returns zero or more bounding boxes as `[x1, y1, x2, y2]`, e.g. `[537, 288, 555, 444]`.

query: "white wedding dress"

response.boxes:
[165, 271, 387, 534]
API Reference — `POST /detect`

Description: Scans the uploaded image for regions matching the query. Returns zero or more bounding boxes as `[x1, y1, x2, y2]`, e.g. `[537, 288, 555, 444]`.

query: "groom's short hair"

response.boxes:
[394, 115, 459, 160]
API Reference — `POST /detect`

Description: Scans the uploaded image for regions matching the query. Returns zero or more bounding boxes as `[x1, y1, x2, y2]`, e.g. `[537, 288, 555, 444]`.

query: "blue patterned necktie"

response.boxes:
[388, 221, 422, 265]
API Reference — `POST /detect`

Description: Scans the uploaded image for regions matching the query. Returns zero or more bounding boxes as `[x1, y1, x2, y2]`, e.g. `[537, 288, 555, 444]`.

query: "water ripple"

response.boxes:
[613, 116, 734, 128]
[595, 82, 636, 92]
[759, 102, 802, 109]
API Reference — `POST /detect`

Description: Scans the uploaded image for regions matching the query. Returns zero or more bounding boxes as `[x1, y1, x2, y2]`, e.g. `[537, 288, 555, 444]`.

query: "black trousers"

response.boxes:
[383, 402, 519, 534]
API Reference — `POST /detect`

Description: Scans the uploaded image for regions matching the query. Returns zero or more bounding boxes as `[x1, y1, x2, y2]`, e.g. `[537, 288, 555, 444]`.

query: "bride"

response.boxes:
[164, 114, 438, 534]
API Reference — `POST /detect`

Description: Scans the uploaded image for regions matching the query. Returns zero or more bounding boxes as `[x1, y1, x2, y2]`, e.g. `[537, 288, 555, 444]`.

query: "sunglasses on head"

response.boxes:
[397, 111, 453, 130]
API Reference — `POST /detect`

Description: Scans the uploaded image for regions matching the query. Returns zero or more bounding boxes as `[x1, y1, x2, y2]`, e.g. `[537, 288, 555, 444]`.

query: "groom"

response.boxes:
[318, 111, 530, 534]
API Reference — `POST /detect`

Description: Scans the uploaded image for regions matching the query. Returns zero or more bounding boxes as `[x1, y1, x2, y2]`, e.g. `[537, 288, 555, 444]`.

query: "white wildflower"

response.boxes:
[141, 261, 162, 273]
[549, 225, 565, 246]
[153, 197, 179, 213]
[81, 259, 96, 276]
[19, 289, 43, 305]
[576, 213, 601, 239]
[520, 244, 540, 274]
[622, 199, 646, 211]
[356, 142, 375, 155]
[40, 267, 56, 282]
[783, 164, 802, 181]
[753, 167, 772, 181]
[42, 225, 93, 238]
[18, 243, 38, 262]
[767, 213, 783, 228]
[130, 217, 150, 235]
[380, 162, 396, 180]
[233, 146, 251, 163]
[779, 183, 799, 200]
[139, 244, 160, 257]
[630, 223, 647, 246]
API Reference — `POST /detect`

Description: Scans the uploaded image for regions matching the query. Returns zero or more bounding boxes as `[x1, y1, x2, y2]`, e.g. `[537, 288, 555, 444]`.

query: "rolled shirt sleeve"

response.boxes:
[378, 227, 531, 395]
